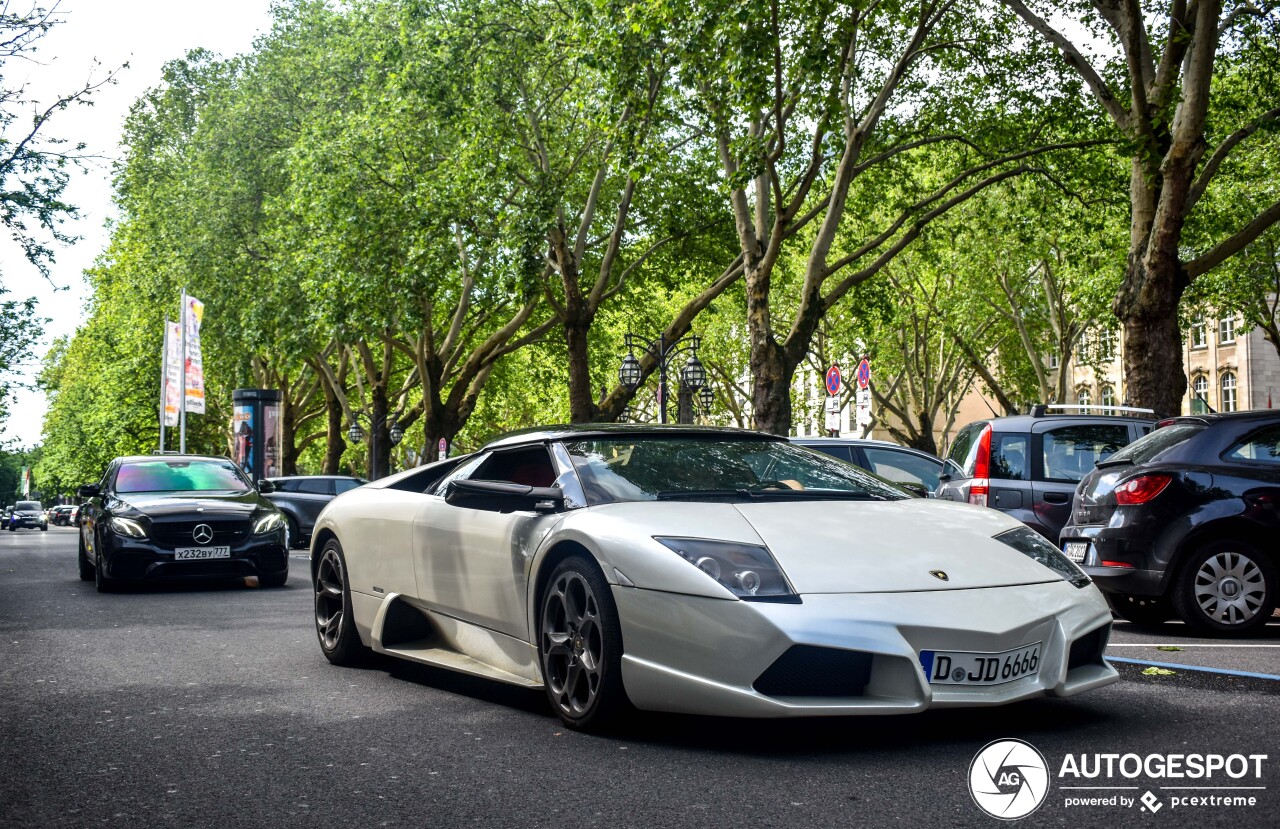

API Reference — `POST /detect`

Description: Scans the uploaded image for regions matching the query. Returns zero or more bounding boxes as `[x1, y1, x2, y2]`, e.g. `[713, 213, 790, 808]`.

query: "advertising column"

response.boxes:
[231, 389, 282, 482]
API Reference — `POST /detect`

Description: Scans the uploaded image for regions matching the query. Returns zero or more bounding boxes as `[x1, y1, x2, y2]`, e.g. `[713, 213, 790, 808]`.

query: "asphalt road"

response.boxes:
[2, 527, 1276, 829]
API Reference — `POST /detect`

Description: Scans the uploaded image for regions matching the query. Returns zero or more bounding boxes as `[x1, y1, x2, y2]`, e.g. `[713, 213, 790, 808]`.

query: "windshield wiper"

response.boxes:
[654, 488, 887, 501]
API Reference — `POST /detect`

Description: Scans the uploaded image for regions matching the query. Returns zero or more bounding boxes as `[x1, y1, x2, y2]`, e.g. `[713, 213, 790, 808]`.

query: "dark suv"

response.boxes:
[1059, 411, 1280, 635]
[7, 500, 48, 531]
[265, 475, 366, 548]
[936, 406, 1154, 540]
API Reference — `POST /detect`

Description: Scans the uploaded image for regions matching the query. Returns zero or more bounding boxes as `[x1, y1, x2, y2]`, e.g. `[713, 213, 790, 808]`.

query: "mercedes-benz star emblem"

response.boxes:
[192, 524, 214, 545]
[930, 570, 949, 581]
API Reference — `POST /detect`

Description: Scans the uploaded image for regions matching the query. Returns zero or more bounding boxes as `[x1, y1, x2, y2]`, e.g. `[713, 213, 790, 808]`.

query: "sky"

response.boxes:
[0, 1, 276, 449]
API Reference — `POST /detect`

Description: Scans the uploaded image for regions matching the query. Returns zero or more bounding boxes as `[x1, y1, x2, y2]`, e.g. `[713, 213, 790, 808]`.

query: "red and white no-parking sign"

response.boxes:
[855, 358, 871, 389]
[825, 364, 842, 396]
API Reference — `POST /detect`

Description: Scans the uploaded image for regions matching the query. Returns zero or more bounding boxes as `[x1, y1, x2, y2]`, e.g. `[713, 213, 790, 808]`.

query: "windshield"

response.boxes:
[115, 459, 252, 494]
[16, 501, 41, 511]
[562, 437, 907, 504]
[1100, 423, 1204, 467]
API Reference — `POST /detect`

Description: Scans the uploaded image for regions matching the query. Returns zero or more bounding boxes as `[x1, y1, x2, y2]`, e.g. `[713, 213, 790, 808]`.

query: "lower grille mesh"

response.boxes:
[753, 645, 873, 698]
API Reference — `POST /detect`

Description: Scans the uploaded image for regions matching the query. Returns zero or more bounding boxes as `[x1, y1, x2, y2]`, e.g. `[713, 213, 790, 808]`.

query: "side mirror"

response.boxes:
[257, 479, 276, 493]
[78, 484, 101, 499]
[446, 479, 564, 512]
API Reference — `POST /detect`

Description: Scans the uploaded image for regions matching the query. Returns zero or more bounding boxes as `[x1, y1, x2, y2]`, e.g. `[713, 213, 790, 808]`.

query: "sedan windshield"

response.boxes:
[115, 459, 252, 494]
[562, 437, 907, 504]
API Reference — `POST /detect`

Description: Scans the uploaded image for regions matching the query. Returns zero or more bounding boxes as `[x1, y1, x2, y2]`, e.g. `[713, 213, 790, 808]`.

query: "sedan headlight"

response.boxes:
[654, 537, 798, 600]
[253, 512, 285, 534]
[110, 517, 147, 539]
[994, 526, 1090, 588]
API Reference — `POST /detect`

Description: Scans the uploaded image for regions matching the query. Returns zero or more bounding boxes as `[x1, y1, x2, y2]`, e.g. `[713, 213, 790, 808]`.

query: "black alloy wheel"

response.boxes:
[314, 539, 368, 665]
[538, 556, 628, 731]
[285, 514, 301, 550]
[1106, 593, 1173, 629]
[1172, 540, 1276, 636]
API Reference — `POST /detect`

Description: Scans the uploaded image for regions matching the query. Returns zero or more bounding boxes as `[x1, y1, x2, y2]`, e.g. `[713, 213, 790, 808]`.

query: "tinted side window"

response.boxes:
[862, 448, 942, 490]
[1042, 425, 1130, 482]
[948, 424, 980, 469]
[296, 479, 331, 495]
[990, 434, 1029, 481]
[334, 478, 363, 494]
[805, 444, 853, 462]
[472, 446, 557, 487]
[271, 479, 299, 492]
[1224, 425, 1280, 464]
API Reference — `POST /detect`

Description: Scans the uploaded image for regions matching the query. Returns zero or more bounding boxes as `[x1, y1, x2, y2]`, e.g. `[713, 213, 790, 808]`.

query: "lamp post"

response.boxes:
[617, 332, 707, 424]
[347, 413, 404, 479]
[695, 385, 715, 421]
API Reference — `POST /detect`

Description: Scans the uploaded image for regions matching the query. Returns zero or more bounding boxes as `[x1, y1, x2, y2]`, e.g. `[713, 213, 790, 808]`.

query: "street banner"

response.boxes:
[20, 466, 31, 497]
[163, 320, 182, 427]
[183, 295, 206, 414]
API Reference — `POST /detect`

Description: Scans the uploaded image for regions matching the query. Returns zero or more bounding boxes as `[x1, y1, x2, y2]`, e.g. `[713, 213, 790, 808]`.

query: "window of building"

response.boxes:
[1190, 374, 1210, 413]
[1047, 352, 1060, 370]
[1097, 329, 1116, 362]
[1075, 335, 1090, 362]
[1219, 316, 1236, 344]
[1101, 385, 1116, 408]
[1076, 387, 1092, 414]
[1220, 372, 1237, 413]
[1190, 317, 1207, 348]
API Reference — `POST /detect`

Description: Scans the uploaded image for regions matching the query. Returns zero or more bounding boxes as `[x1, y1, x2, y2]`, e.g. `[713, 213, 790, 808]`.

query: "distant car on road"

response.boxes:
[935, 405, 1155, 540]
[790, 437, 944, 497]
[51, 505, 76, 526]
[265, 475, 366, 549]
[8, 501, 47, 531]
[1059, 410, 1280, 635]
[77, 455, 288, 592]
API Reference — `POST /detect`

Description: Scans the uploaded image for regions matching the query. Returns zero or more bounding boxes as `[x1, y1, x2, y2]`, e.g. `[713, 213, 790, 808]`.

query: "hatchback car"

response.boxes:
[265, 475, 366, 548]
[790, 437, 944, 496]
[7, 500, 47, 531]
[936, 406, 1155, 540]
[1059, 411, 1279, 635]
[78, 455, 288, 591]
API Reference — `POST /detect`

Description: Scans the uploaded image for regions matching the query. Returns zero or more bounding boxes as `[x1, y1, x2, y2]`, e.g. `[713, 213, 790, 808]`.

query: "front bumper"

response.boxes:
[9, 518, 46, 529]
[100, 531, 288, 582]
[614, 580, 1116, 717]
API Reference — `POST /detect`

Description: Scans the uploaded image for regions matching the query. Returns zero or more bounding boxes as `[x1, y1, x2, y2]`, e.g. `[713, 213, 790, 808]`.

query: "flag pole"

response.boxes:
[179, 289, 188, 454]
[159, 318, 170, 452]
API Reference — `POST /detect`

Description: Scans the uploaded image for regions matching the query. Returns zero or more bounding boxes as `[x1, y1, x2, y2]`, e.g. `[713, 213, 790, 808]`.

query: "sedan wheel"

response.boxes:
[77, 534, 93, 581]
[94, 549, 117, 594]
[538, 557, 628, 731]
[314, 539, 369, 665]
[1173, 541, 1276, 635]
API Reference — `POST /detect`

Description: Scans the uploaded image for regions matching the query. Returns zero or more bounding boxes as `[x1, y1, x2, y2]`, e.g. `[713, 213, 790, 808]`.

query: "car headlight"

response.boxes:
[653, 537, 798, 600]
[994, 526, 1090, 588]
[110, 517, 147, 539]
[253, 512, 285, 534]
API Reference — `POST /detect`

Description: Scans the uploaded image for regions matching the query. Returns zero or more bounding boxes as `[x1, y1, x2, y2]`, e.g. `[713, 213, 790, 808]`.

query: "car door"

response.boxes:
[292, 478, 333, 530]
[412, 445, 561, 639]
[1033, 422, 1131, 539]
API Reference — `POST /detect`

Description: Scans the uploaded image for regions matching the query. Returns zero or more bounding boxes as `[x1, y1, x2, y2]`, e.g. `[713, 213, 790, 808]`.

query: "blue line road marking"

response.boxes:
[1107, 656, 1280, 681]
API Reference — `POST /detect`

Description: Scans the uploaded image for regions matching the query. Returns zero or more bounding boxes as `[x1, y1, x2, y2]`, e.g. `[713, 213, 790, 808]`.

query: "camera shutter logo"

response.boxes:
[192, 524, 214, 545]
[968, 738, 1050, 820]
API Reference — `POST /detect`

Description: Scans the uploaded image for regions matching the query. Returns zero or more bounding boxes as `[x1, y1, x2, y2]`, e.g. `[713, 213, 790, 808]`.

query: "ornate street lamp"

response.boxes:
[698, 385, 714, 413]
[347, 421, 364, 444]
[616, 332, 705, 424]
[347, 411, 403, 478]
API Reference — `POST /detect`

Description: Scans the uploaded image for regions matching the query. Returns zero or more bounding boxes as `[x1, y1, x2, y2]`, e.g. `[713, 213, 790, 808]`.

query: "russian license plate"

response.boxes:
[1063, 541, 1091, 563]
[174, 546, 231, 560]
[920, 643, 1042, 686]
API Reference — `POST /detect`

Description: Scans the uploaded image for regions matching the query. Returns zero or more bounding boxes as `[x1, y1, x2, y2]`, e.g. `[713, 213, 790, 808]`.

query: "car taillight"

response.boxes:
[968, 425, 992, 506]
[1114, 473, 1172, 505]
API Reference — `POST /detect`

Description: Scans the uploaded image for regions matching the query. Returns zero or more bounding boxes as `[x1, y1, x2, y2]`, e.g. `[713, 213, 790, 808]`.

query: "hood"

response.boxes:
[731, 499, 1064, 593]
[115, 491, 266, 518]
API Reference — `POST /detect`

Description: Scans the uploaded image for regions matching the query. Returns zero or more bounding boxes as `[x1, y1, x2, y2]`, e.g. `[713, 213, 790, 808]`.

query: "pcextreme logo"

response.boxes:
[967, 740, 1269, 820]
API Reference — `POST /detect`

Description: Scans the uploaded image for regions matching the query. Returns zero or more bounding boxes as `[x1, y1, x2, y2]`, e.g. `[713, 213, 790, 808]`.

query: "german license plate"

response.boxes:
[174, 546, 231, 560]
[1063, 541, 1090, 563]
[920, 643, 1042, 686]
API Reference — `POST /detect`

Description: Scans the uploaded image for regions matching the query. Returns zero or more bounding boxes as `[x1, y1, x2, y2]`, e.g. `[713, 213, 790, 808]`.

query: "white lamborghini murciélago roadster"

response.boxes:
[310, 425, 1117, 730]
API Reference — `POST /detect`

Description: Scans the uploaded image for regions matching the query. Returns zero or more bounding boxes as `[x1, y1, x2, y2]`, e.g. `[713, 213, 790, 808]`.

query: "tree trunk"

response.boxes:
[1115, 257, 1187, 416]
[280, 390, 298, 476]
[321, 375, 345, 475]
[906, 411, 938, 455]
[369, 379, 389, 480]
[745, 262, 793, 435]
[563, 296, 596, 423]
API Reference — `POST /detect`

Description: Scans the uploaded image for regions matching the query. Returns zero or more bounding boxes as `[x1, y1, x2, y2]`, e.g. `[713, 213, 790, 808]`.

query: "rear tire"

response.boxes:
[77, 534, 93, 581]
[313, 539, 369, 665]
[1106, 593, 1173, 629]
[1172, 540, 1276, 636]
[285, 515, 302, 550]
[537, 556, 630, 732]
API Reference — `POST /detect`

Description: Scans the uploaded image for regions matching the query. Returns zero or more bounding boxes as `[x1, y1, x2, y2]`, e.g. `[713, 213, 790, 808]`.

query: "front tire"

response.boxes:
[94, 549, 117, 594]
[537, 556, 628, 731]
[313, 539, 369, 665]
[1172, 541, 1276, 636]
[285, 514, 302, 550]
[1106, 593, 1173, 629]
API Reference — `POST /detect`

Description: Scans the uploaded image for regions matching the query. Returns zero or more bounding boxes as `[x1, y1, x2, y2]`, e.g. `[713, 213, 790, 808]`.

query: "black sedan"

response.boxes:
[1059, 411, 1279, 635]
[78, 455, 289, 592]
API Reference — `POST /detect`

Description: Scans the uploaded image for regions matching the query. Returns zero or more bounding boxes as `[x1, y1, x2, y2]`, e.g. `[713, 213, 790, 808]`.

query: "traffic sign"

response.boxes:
[855, 358, 871, 389]
[825, 364, 842, 396]
[438, 437, 447, 461]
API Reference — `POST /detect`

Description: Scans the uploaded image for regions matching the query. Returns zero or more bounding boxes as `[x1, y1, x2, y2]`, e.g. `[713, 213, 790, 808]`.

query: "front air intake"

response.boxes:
[1068, 625, 1109, 670]
[753, 645, 873, 698]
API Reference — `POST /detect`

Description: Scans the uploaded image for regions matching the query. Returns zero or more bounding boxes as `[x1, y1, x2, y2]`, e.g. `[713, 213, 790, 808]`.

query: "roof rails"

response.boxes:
[1028, 404, 1156, 417]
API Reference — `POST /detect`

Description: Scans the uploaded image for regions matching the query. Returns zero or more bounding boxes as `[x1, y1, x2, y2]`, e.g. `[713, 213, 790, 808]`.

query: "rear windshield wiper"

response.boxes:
[1095, 457, 1134, 469]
